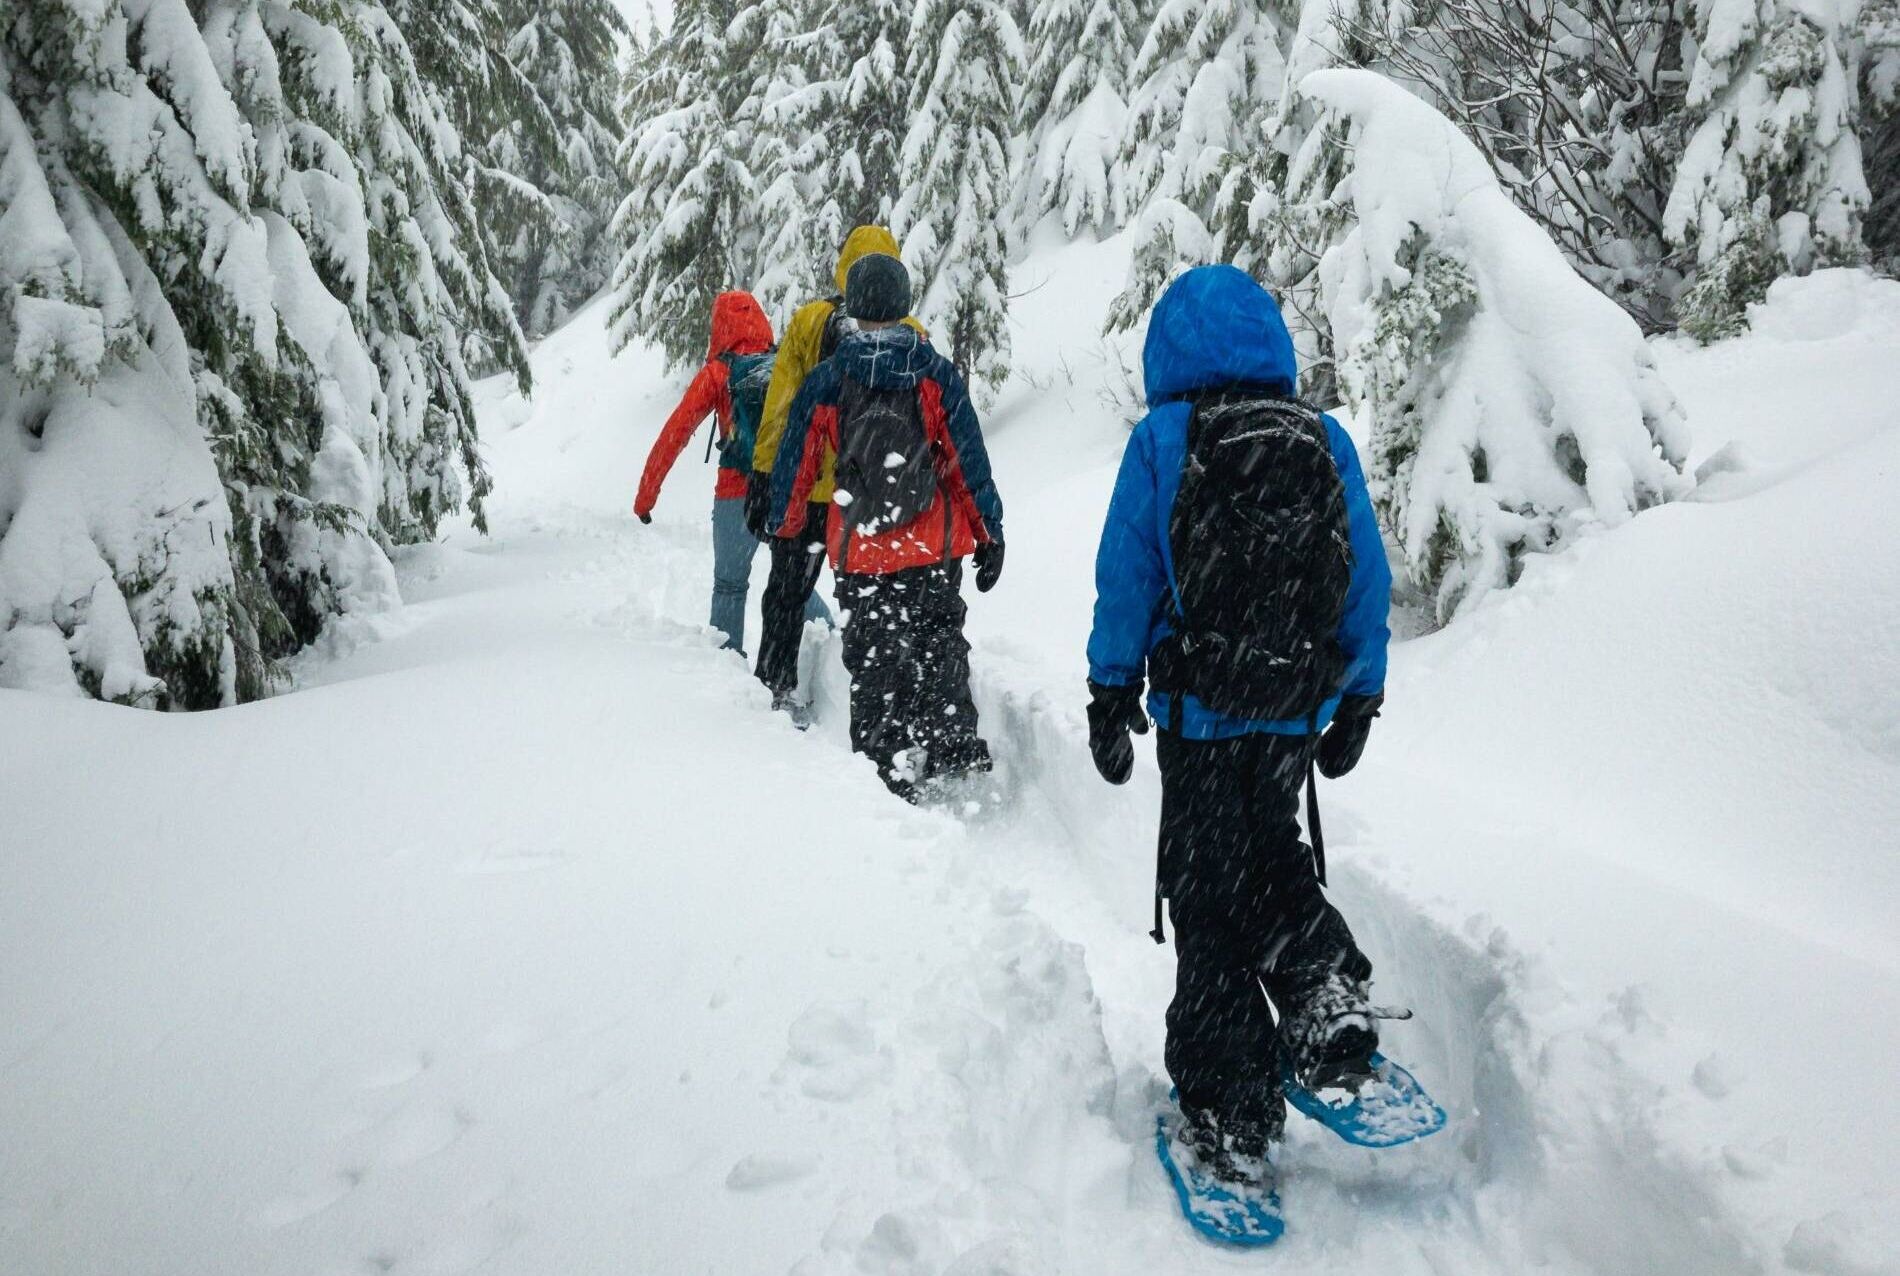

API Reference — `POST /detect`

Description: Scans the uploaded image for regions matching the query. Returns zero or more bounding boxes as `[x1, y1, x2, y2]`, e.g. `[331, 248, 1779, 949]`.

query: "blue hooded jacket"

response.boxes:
[1086, 265, 1391, 738]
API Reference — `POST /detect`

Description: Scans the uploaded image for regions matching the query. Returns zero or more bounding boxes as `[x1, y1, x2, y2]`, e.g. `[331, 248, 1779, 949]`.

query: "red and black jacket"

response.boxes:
[767, 326, 1003, 575]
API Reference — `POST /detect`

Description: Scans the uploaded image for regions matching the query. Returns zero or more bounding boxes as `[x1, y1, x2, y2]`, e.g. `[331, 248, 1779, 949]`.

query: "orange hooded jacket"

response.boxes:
[633, 291, 775, 517]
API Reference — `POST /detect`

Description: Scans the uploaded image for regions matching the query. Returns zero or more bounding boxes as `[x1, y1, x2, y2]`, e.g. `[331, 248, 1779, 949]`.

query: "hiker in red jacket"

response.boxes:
[633, 290, 831, 653]
[767, 254, 1004, 799]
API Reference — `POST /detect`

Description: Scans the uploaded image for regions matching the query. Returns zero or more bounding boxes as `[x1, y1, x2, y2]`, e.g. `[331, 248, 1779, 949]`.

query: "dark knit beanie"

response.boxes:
[844, 253, 911, 323]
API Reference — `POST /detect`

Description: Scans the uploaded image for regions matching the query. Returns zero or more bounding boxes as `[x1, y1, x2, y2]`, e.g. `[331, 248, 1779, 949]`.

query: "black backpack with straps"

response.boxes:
[832, 375, 939, 540]
[1150, 389, 1353, 722]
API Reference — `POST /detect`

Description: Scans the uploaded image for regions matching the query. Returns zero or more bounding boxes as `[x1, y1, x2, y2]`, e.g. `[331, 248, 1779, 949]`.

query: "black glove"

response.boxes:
[1087, 680, 1150, 785]
[744, 472, 772, 540]
[973, 540, 1004, 593]
[637, 512, 652, 525]
[1316, 693, 1382, 779]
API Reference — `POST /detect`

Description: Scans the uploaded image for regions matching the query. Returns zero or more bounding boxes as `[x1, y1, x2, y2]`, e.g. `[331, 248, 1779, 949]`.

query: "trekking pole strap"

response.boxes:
[1307, 756, 1326, 887]
[1148, 691, 1186, 946]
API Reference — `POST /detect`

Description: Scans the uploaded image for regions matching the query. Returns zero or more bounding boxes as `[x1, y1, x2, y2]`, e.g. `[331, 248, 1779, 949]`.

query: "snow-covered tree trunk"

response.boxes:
[1864, 0, 1900, 268]
[1303, 69, 1693, 621]
[896, 0, 1022, 392]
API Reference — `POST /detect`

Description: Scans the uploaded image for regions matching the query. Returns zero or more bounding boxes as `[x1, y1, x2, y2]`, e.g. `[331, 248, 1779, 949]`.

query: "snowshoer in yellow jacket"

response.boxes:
[745, 226, 924, 710]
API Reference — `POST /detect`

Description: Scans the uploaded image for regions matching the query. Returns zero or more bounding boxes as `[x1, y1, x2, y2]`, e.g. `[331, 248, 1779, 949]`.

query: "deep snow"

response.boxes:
[3, 243, 1898, 1275]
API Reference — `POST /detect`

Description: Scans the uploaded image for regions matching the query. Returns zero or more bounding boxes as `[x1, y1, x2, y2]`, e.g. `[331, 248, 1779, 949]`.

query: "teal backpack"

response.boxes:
[710, 349, 778, 472]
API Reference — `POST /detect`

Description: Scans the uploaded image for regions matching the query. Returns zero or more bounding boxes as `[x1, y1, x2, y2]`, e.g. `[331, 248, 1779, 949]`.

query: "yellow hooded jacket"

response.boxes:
[750, 226, 926, 502]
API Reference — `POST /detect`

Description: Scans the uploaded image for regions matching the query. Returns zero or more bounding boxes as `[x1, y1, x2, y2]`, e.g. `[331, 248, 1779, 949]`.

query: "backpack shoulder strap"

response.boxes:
[819, 298, 850, 362]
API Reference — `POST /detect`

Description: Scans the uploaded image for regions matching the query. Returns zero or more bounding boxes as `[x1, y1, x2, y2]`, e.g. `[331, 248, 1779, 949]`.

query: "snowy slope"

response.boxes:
[4, 245, 1898, 1275]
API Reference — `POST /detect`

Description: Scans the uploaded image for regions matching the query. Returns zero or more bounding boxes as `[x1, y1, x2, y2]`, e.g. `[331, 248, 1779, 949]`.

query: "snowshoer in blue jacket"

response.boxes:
[1086, 264, 1393, 1193]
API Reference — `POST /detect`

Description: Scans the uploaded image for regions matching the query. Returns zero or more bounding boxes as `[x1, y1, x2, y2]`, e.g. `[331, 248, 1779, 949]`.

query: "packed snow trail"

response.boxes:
[4, 245, 1898, 1274]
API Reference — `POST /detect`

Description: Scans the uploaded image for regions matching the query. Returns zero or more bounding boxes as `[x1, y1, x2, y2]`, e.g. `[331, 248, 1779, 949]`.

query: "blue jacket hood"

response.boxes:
[1142, 265, 1298, 405]
[833, 325, 932, 390]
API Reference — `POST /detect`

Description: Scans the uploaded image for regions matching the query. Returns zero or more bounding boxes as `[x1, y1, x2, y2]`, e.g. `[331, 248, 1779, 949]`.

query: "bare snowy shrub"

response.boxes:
[1324, 0, 1692, 333]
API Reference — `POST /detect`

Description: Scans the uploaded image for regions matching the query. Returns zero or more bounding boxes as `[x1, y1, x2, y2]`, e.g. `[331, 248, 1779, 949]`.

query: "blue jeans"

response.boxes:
[711, 496, 830, 654]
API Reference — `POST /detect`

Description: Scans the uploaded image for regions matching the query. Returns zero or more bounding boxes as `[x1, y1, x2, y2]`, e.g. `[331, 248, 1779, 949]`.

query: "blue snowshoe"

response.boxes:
[1282, 1051, 1445, 1148]
[1155, 1107, 1285, 1247]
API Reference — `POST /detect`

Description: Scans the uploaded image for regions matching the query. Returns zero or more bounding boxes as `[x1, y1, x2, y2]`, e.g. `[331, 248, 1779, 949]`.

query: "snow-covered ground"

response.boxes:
[4, 243, 1898, 1275]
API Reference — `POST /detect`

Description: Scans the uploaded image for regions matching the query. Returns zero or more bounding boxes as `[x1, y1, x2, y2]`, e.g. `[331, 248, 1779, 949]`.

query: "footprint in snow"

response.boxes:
[780, 1000, 892, 1102]
[725, 1154, 816, 1191]
[252, 1168, 362, 1229]
[355, 1051, 432, 1090]
[454, 848, 570, 875]
[360, 1098, 472, 1167]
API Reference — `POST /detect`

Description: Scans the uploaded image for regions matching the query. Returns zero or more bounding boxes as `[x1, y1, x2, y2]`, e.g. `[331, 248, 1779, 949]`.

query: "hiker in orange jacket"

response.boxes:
[633, 290, 830, 653]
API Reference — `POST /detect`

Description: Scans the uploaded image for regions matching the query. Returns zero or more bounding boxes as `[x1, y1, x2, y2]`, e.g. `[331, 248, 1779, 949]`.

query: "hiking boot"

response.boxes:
[1176, 1103, 1281, 1191]
[924, 736, 992, 783]
[1280, 969, 1379, 1092]
[770, 690, 813, 731]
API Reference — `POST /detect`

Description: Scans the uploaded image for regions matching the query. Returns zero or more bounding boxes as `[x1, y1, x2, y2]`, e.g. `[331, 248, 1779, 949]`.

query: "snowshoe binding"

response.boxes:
[1280, 1050, 1446, 1148]
[1279, 975, 1445, 1147]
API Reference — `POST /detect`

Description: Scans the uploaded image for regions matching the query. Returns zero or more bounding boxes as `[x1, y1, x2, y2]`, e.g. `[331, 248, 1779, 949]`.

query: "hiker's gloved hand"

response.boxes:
[974, 540, 1004, 593]
[634, 507, 652, 525]
[1087, 680, 1149, 785]
[744, 473, 773, 540]
[1316, 693, 1382, 779]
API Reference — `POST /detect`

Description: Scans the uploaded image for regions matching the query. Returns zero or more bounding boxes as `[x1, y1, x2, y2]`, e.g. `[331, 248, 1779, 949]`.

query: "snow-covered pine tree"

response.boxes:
[1301, 69, 1692, 621]
[823, 0, 913, 236]
[1667, 0, 1871, 339]
[893, 0, 1018, 389]
[896, 0, 1022, 390]
[382, 0, 542, 372]
[608, 0, 758, 367]
[1019, 0, 1138, 236]
[482, 0, 629, 338]
[737, 0, 833, 320]
[1, 0, 527, 707]
[1106, 0, 1288, 329]
[0, 39, 236, 707]
[1222, 0, 1404, 400]
[616, 9, 667, 136]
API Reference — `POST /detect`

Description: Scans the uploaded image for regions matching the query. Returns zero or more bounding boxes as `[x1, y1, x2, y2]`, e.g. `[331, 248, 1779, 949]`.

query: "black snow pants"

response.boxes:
[1158, 729, 1371, 1136]
[836, 561, 988, 793]
[754, 502, 830, 695]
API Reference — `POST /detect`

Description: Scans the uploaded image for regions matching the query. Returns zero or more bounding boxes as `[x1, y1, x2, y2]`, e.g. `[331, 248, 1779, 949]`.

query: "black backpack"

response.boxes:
[819, 297, 854, 361]
[1150, 390, 1353, 722]
[833, 374, 938, 541]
